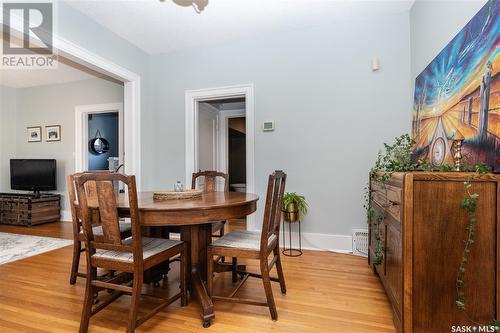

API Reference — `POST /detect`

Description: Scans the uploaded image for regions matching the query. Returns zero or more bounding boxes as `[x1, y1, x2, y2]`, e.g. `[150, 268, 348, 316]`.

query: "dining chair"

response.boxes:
[207, 170, 287, 320]
[75, 172, 187, 333]
[67, 173, 133, 285]
[192, 170, 229, 238]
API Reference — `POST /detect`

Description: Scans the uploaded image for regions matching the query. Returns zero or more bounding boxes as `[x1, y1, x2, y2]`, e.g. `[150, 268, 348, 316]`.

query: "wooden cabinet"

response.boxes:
[0, 193, 60, 226]
[369, 172, 500, 333]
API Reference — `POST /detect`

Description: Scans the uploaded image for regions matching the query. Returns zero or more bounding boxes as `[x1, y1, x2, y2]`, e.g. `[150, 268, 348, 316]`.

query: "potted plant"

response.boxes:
[283, 192, 308, 223]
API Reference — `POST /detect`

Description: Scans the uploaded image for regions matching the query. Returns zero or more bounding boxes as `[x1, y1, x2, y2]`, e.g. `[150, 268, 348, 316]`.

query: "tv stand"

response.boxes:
[0, 193, 60, 226]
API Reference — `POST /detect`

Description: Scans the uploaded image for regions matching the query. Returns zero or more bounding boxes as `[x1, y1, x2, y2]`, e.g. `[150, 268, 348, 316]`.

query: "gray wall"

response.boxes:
[9, 79, 123, 217]
[410, 0, 487, 80]
[145, 13, 412, 243]
[0, 86, 17, 191]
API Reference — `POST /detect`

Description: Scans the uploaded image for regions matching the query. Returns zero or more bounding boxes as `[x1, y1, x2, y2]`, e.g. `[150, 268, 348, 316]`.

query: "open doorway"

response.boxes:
[185, 84, 255, 230]
[75, 103, 124, 173]
[88, 112, 120, 171]
[228, 117, 246, 192]
[197, 97, 247, 230]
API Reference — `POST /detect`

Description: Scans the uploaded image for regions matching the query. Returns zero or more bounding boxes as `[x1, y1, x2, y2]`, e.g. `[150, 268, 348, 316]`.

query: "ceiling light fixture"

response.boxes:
[160, 0, 208, 14]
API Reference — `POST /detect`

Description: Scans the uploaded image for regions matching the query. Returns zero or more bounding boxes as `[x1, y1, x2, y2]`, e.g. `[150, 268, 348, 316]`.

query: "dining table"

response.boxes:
[113, 190, 259, 328]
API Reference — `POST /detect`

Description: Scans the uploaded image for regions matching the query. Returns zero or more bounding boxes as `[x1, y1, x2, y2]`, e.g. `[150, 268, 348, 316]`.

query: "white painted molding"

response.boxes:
[60, 210, 72, 222]
[249, 228, 353, 253]
[185, 84, 256, 229]
[4, 11, 142, 189]
[74, 103, 124, 172]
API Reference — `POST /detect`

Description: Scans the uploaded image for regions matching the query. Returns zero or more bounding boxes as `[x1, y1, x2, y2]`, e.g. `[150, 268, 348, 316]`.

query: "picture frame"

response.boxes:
[45, 125, 61, 142]
[27, 127, 42, 143]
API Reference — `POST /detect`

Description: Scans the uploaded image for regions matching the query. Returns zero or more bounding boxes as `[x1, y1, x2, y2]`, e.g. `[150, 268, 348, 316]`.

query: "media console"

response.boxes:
[0, 193, 60, 226]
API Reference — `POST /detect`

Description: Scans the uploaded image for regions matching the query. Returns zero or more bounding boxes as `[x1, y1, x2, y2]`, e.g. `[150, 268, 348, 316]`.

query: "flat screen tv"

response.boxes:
[10, 159, 57, 194]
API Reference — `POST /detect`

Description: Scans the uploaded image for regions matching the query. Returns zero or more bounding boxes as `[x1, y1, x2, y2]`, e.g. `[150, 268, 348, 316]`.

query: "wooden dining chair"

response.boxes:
[192, 170, 229, 237]
[75, 172, 187, 333]
[67, 173, 132, 285]
[207, 170, 287, 321]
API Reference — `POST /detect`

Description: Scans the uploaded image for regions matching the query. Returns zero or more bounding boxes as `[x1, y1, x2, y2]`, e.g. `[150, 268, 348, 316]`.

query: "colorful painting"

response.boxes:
[412, 0, 500, 171]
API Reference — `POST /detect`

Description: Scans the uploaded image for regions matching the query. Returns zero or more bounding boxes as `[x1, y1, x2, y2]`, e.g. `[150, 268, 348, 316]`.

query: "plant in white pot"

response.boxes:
[283, 192, 308, 223]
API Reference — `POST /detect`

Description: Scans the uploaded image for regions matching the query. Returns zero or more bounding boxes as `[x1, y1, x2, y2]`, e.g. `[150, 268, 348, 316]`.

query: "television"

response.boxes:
[10, 159, 57, 194]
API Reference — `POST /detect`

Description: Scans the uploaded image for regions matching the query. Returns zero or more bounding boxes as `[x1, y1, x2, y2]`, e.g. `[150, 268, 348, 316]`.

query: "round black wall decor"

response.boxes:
[89, 130, 110, 155]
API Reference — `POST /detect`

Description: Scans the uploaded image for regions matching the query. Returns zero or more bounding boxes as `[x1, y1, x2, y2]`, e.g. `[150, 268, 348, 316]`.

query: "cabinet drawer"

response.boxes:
[370, 181, 402, 221]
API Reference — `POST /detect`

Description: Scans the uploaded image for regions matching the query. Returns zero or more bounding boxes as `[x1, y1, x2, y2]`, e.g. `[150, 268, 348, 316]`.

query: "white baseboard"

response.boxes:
[249, 228, 353, 254]
[60, 210, 72, 222]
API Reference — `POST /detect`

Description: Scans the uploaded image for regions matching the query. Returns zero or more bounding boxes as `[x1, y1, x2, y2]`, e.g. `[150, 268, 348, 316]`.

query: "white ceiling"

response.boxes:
[65, 0, 415, 55]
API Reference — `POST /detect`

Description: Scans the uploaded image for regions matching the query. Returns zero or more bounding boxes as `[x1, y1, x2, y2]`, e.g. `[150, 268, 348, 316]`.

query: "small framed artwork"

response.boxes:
[27, 127, 42, 143]
[45, 125, 61, 142]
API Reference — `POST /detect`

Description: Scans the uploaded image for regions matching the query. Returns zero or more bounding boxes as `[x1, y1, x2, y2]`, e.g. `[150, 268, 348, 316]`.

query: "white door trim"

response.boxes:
[75, 103, 124, 172]
[185, 84, 256, 230]
[6, 12, 142, 189]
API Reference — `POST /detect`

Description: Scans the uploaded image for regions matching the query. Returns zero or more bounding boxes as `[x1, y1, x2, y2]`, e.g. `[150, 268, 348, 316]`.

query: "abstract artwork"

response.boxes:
[412, 0, 499, 171]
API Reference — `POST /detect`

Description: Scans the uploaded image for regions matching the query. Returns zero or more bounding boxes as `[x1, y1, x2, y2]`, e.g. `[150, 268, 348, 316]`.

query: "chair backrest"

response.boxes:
[75, 172, 142, 261]
[192, 170, 229, 192]
[260, 170, 287, 253]
[67, 173, 100, 235]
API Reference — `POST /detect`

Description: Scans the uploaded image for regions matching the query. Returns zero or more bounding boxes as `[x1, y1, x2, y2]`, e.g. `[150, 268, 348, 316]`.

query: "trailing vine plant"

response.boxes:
[365, 134, 417, 265]
[365, 135, 498, 331]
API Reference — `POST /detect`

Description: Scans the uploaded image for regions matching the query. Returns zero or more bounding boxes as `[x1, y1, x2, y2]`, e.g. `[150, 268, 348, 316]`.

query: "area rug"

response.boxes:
[0, 232, 72, 265]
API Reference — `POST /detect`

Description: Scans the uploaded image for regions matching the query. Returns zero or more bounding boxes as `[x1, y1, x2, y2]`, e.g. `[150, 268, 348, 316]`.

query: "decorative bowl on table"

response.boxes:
[153, 189, 203, 201]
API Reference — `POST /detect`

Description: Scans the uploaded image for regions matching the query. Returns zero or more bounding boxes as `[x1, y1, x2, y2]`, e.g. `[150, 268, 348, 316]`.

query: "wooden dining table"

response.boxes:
[114, 191, 259, 327]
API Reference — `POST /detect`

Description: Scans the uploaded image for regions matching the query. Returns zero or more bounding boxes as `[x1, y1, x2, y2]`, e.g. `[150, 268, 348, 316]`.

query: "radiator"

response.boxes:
[352, 229, 368, 257]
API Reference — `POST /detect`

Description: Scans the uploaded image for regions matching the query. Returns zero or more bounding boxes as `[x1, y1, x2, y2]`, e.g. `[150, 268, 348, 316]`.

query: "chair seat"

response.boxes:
[211, 230, 276, 250]
[80, 222, 132, 236]
[94, 237, 182, 262]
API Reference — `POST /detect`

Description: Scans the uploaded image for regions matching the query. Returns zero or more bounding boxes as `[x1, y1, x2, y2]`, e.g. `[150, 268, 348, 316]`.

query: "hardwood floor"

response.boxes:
[0, 222, 396, 333]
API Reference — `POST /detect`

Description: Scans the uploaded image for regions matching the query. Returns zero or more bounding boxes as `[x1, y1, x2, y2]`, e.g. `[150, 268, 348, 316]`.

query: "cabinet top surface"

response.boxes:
[373, 171, 500, 182]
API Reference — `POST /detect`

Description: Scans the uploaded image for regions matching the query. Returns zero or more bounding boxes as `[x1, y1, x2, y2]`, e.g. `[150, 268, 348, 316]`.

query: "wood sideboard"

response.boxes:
[368, 172, 499, 333]
[0, 193, 60, 226]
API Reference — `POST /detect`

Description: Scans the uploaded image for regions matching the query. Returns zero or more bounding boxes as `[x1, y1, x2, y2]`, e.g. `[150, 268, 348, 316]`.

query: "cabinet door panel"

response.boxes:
[369, 202, 386, 274]
[412, 180, 496, 333]
[385, 219, 402, 317]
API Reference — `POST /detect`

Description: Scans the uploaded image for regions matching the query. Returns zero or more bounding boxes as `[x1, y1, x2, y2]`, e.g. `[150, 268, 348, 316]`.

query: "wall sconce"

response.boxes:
[372, 57, 380, 71]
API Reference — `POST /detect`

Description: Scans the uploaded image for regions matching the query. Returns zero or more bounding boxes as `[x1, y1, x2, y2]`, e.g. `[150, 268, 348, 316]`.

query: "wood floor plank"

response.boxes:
[0, 222, 396, 332]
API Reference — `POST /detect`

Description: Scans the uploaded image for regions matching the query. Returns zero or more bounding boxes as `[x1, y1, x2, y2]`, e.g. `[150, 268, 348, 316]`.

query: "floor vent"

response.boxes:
[352, 229, 368, 257]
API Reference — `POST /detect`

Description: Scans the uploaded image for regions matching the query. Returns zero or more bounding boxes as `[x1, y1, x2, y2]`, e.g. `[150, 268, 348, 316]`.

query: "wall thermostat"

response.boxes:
[263, 121, 275, 131]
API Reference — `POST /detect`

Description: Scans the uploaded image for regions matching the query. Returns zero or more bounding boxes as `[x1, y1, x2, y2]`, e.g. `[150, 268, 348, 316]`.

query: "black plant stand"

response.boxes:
[282, 218, 302, 257]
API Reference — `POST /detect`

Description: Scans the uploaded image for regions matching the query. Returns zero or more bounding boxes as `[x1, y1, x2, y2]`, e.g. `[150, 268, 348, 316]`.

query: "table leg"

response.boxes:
[181, 224, 214, 328]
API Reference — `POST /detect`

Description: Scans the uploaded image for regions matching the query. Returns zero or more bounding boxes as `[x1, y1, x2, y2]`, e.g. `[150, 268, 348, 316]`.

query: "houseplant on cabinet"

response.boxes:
[365, 134, 498, 331]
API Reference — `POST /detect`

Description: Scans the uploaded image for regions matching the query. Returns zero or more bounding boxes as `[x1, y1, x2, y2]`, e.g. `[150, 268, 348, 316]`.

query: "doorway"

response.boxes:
[75, 103, 124, 173]
[88, 112, 120, 171]
[185, 84, 256, 230]
[197, 98, 247, 229]
[228, 117, 246, 192]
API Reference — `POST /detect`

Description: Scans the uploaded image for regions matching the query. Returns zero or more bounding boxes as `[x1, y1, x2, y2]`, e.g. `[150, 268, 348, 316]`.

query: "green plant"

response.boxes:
[456, 163, 492, 313]
[283, 192, 308, 220]
[366, 134, 418, 267]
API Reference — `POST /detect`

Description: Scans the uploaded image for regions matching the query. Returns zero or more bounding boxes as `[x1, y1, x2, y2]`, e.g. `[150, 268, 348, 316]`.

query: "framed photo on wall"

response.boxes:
[27, 126, 42, 143]
[45, 125, 61, 142]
